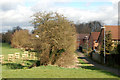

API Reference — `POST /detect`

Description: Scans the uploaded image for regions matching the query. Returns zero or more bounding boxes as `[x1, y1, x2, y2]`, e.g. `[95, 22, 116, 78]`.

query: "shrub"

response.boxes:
[11, 30, 31, 48]
[23, 61, 34, 67]
[55, 52, 77, 68]
[4, 63, 23, 69]
[31, 12, 76, 66]
[21, 60, 38, 68]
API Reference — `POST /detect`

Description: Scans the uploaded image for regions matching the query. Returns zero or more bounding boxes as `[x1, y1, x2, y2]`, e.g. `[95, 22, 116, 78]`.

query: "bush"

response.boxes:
[36, 60, 40, 66]
[55, 52, 77, 68]
[4, 63, 23, 69]
[22, 60, 38, 68]
[11, 30, 31, 48]
[32, 12, 76, 66]
[3, 60, 38, 69]
[23, 61, 34, 67]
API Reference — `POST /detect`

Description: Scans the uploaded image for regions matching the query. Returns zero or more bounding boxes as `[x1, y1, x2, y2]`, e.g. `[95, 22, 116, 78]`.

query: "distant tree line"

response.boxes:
[2, 26, 22, 44]
[75, 21, 102, 34]
[1, 26, 33, 49]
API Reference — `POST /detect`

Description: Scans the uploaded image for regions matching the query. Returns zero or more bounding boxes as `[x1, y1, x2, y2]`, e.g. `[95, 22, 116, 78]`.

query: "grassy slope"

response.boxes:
[2, 66, 119, 78]
[1, 43, 120, 78]
[1, 43, 23, 60]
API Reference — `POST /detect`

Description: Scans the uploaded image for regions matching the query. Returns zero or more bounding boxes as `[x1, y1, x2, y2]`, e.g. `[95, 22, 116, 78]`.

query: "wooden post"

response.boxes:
[14, 53, 20, 59]
[0, 55, 4, 64]
[22, 54, 28, 60]
[8, 54, 14, 62]
[30, 52, 36, 60]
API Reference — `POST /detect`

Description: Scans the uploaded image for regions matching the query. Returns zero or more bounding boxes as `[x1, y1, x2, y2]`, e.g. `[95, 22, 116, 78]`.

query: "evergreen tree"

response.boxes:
[101, 31, 113, 54]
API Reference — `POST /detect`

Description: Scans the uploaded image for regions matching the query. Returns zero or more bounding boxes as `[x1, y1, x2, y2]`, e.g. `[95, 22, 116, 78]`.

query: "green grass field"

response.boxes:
[2, 65, 120, 78]
[1, 43, 120, 78]
[1, 43, 23, 60]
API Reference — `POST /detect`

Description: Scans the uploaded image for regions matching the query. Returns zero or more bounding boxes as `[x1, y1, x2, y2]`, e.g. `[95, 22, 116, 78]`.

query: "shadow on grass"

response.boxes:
[81, 66, 119, 77]
[78, 57, 91, 64]
[25, 60, 37, 63]
[78, 57, 86, 59]
[2, 60, 39, 69]
[77, 53, 120, 77]
[77, 56, 120, 77]
[2, 63, 24, 69]
[79, 62, 90, 64]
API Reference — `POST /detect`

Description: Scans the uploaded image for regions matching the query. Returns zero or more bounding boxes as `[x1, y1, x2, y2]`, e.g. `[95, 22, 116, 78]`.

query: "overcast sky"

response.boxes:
[0, 0, 119, 32]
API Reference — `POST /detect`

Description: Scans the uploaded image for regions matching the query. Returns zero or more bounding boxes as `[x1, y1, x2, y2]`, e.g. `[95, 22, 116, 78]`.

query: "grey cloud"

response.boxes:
[0, 0, 118, 33]
[118, 1, 120, 25]
[0, 0, 23, 11]
[1, 3, 17, 11]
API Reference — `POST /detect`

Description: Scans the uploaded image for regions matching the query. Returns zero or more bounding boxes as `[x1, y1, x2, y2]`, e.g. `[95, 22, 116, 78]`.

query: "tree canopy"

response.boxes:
[75, 21, 102, 34]
[11, 29, 31, 48]
[31, 12, 76, 65]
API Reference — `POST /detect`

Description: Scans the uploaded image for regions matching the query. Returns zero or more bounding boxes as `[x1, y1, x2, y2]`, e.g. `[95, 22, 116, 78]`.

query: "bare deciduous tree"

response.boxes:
[31, 12, 76, 66]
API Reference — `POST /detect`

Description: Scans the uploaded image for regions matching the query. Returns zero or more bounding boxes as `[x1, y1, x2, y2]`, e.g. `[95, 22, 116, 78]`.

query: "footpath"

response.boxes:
[77, 52, 120, 77]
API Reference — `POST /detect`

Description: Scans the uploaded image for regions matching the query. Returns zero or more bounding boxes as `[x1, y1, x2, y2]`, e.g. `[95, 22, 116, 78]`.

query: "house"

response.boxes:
[76, 34, 89, 50]
[97, 25, 120, 47]
[88, 32, 100, 50]
[77, 25, 120, 51]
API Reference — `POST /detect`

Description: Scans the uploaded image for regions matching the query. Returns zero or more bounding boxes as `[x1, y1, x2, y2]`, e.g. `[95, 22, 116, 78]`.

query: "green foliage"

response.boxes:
[23, 60, 35, 67]
[3, 63, 23, 69]
[2, 60, 37, 69]
[31, 12, 76, 66]
[3, 60, 36, 69]
[100, 31, 113, 54]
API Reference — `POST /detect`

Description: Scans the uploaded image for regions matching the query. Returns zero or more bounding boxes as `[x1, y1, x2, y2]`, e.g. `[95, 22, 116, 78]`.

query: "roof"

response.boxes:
[104, 25, 120, 40]
[77, 34, 90, 39]
[89, 32, 100, 40]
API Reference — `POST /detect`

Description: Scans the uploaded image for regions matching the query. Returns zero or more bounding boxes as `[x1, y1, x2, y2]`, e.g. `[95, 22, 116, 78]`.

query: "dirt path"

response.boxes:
[77, 51, 120, 77]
